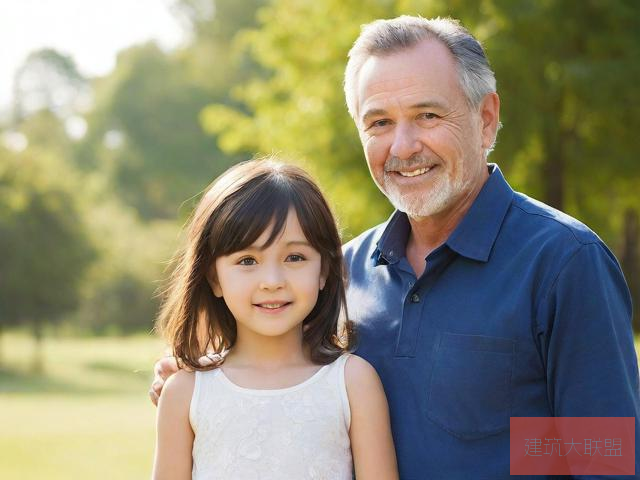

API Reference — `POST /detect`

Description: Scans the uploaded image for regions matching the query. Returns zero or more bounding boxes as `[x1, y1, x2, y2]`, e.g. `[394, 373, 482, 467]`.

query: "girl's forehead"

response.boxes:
[251, 208, 308, 248]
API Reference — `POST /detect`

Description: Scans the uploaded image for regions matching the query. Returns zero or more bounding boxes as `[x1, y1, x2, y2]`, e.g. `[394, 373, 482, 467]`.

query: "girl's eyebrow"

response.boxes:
[285, 240, 312, 247]
[241, 239, 312, 252]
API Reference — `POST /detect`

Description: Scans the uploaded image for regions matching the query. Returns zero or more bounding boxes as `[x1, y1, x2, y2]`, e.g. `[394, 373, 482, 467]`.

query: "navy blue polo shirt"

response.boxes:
[343, 164, 639, 479]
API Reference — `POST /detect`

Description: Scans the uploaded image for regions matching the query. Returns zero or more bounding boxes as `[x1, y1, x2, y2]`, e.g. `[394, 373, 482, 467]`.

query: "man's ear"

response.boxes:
[206, 265, 223, 298]
[479, 92, 500, 150]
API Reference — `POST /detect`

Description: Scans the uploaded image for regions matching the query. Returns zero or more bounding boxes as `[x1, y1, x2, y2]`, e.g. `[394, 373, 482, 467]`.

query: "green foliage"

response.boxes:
[486, 0, 640, 242]
[12, 48, 89, 121]
[0, 145, 95, 333]
[74, 43, 230, 220]
[71, 190, 179, 335]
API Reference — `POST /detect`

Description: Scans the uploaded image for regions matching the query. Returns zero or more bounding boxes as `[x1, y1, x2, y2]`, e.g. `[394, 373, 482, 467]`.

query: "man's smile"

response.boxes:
[397, 166, 433, 177]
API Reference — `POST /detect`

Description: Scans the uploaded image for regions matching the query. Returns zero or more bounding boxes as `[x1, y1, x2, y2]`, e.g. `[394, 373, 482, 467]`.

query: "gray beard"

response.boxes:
[381, 170, 468, 218]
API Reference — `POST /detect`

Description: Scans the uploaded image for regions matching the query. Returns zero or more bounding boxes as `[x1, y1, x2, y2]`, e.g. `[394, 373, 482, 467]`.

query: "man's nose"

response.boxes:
[259, 264, 285, 290]
[389, 122, 421, 160]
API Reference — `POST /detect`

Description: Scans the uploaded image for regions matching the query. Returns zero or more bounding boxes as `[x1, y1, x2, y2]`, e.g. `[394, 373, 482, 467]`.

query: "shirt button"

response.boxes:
[410, 293, 420, 303]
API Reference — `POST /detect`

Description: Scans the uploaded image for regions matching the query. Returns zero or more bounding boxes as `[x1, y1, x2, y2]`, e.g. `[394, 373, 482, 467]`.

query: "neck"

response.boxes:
[227, 327, 310, 369]
[405, 172, 488, 275]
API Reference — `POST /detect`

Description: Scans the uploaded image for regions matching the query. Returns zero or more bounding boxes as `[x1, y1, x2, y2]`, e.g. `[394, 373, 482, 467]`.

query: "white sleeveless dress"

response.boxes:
[190, 354, 353, 480]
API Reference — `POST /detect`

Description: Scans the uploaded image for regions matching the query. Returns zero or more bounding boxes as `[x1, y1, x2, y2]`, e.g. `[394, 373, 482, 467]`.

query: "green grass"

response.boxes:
[0, 332, 166, 480]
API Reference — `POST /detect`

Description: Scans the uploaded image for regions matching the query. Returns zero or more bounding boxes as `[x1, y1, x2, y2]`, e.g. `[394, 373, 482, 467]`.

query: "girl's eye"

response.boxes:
[286, 254, 306, 262]
[238, 257, 257, 266]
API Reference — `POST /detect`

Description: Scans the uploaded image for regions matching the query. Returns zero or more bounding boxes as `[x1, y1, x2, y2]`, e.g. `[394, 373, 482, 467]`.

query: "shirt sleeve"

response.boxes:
[536, 241, 640, 478]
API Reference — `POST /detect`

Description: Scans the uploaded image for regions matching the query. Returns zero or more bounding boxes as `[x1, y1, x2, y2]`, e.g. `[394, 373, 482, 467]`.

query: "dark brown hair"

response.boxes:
[156, 157, 354, 370]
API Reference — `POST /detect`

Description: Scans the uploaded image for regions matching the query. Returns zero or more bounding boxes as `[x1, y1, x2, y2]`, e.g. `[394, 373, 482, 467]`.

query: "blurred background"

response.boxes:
[1, 0, 639, 478]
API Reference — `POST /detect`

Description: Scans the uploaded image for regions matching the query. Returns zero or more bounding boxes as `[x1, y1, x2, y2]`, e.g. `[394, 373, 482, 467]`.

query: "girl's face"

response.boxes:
[210, 208, 326, 342]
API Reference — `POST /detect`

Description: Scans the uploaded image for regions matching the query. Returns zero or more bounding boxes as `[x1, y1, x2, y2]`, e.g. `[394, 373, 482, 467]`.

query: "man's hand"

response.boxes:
[149, 356, 179, 406]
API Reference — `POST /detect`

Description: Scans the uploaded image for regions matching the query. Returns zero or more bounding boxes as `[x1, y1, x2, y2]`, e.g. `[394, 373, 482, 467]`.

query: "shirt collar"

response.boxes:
[446, 164, 513, 262]
[373, 210, 411, 265]
[373, 164, 514, 265]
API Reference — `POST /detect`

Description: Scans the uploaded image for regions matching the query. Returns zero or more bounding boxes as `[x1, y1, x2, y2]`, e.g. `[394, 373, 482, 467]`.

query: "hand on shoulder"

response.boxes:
[150, 355, 179, 406]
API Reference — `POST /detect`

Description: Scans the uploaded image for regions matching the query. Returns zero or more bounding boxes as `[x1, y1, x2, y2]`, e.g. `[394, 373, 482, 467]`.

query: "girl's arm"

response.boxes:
[152, 369, 195, 480]
[345, 355, 399, 480]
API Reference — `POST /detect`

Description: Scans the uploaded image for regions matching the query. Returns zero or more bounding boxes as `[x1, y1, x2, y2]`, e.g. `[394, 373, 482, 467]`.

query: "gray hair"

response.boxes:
[344, 16, 497, 121]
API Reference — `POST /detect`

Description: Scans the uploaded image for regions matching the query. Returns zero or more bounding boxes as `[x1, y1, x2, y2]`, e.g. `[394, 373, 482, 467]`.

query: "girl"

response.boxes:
[152, 158, 398, 479]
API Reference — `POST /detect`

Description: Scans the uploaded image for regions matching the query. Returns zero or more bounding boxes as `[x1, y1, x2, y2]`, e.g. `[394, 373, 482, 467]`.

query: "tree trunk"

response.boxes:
[542, 128, 565, 211]
[31, 317, 44, 373]
[621, 208, 640, 332]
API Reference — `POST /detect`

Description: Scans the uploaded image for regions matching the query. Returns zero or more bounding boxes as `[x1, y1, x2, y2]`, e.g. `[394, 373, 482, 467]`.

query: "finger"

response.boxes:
[149, 389, 159, 407]
[153, 359, 165, 377]
[151, 379, 164, 394]
[198, 355, 214, 367]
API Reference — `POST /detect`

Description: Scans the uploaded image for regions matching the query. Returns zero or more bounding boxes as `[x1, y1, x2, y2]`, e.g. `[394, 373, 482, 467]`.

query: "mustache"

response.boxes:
[384, 154, 436, 173]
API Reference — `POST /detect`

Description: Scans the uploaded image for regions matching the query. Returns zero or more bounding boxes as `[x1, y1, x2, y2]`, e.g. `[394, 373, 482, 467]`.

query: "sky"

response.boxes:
[0, 0, 187, 112]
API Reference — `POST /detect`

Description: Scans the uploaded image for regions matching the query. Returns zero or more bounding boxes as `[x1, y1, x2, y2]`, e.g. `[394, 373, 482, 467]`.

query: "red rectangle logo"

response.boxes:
[510, 417, 635, 475]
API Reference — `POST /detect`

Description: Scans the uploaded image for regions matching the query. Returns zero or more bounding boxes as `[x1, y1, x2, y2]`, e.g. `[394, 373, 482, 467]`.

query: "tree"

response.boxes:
[12, 48, 90, 122]
[0, 146, 95, 369]
[73, 0, 268, 221]
[487, 0, 640, 217]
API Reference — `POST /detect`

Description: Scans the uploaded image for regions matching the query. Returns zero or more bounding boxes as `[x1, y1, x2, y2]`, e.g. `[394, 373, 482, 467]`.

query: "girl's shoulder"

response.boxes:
[343, 354, 381, 392]
[159, 369, 196, 414]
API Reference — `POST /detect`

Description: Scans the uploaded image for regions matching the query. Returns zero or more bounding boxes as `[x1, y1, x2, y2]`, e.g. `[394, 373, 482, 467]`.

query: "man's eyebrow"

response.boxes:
[361, 108, 387, 124]
[361, 101, 447, 124]
[410, 101, 447, 110]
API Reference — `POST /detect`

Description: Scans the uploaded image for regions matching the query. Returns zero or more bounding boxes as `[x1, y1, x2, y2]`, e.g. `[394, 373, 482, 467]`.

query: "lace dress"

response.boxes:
[190, 354, 353, 479]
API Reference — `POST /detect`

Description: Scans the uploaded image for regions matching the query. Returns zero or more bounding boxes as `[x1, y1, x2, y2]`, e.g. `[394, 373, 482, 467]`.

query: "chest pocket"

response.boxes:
[426, 333, 515, 440]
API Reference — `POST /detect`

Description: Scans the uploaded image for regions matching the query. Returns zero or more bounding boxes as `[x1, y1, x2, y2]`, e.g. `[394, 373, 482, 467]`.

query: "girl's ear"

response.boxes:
[319, 263, 328, 291]
[206, 264, 223, 298]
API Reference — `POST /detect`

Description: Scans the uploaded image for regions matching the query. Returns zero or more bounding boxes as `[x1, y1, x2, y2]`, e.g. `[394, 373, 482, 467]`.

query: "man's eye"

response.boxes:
[418, 112, 438, 120]
[286, 254, 306, 262]
[238, 257, 257, 266]
[368, 119, 391, 129]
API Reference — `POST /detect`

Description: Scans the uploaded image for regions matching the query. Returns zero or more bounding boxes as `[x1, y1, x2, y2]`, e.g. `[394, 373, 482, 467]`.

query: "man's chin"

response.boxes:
[385, 190, 449, 218]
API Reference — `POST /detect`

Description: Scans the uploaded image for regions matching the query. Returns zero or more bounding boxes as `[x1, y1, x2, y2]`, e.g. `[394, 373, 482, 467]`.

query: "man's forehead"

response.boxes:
[355, 40, 459, 116]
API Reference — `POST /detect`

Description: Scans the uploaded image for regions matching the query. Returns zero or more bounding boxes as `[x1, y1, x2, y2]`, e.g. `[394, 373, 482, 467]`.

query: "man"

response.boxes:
[152, 16, 639, 478]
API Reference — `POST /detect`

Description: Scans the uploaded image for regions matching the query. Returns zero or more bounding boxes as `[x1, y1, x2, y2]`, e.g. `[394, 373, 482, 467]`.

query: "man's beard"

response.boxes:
[382, 170, 463, 218]
[378, 155, 468, 218]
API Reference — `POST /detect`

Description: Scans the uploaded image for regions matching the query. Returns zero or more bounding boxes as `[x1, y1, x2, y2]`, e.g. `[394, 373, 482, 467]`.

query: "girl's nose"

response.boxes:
[259, 264, 285, 290]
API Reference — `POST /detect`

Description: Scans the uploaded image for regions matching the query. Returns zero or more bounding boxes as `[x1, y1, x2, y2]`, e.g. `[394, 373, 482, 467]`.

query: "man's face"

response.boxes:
[355, 38, 496, 219]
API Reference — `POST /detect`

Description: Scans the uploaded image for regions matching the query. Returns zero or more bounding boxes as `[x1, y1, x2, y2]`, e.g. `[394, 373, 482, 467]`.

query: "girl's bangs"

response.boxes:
[212, 178, 296, 256]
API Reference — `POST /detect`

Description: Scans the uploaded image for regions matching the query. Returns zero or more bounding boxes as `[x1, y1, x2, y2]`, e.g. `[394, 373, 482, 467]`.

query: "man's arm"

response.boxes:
[537, 241, 639, 477]
[151, 369, 194, 480]
[345, 355, 399, 480]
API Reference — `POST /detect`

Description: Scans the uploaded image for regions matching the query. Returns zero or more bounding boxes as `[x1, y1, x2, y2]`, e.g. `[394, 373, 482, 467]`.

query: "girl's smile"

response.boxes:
[253, 301, 292, 313]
